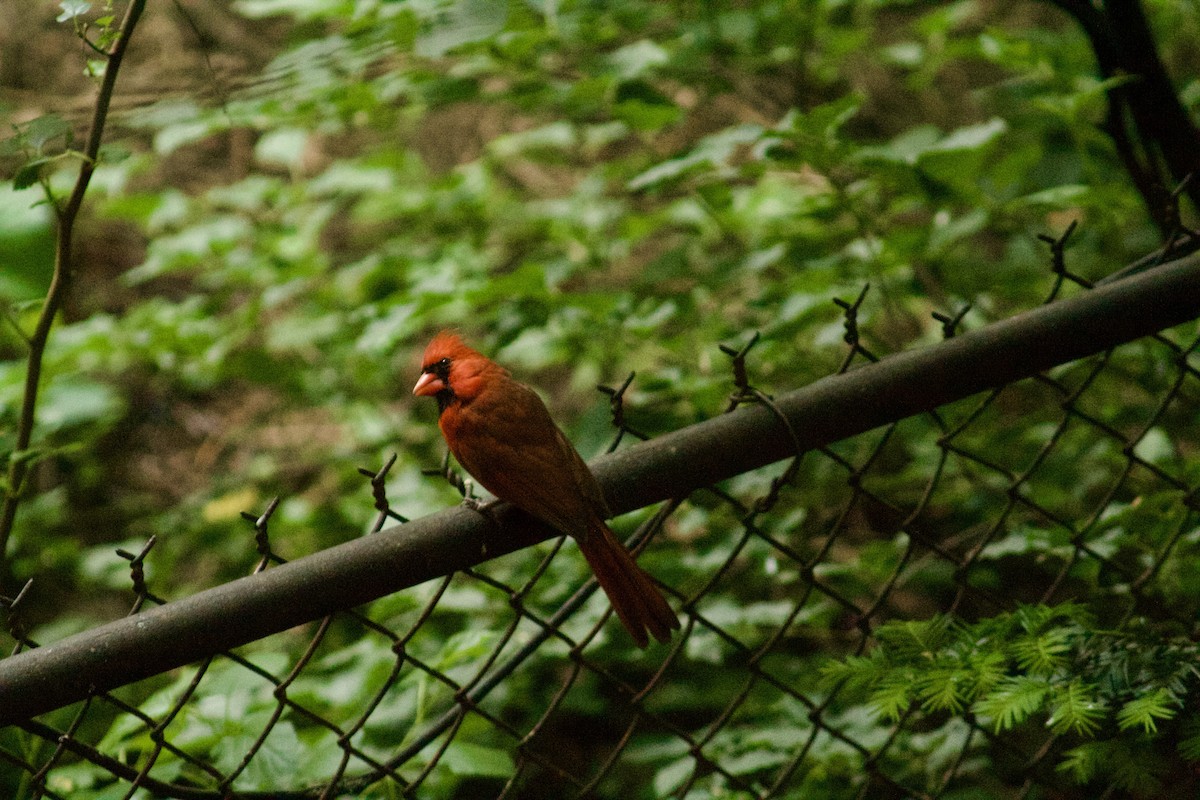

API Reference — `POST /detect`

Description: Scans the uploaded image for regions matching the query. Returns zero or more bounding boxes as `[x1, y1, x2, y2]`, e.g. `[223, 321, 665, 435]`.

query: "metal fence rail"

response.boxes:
[2, 248, 1199, 799]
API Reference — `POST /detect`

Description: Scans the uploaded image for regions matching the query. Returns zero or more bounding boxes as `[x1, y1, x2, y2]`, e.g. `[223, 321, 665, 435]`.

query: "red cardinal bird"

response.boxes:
[413, 332, 679, 647]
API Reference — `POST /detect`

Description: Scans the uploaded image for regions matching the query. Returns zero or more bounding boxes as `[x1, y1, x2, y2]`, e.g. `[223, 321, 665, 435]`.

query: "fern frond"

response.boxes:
[974, 675, 1050, 733]
[1047, 679, 1104, 736]
[1116, 687, 1178, 734]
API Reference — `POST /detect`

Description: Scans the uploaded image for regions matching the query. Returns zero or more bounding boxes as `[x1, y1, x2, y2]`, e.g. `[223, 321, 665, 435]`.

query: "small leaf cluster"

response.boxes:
[2, 114, 77, 194]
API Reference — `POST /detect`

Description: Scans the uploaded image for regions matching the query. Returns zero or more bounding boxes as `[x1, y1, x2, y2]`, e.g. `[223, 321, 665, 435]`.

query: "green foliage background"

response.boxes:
[2, 0, 1199, 797]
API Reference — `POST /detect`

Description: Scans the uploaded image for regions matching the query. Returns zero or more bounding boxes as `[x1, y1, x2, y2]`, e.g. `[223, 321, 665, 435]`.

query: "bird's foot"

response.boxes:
[461, 495, 495, 512]
[462, 495, 502, 522]
[461, 496, 501, 556]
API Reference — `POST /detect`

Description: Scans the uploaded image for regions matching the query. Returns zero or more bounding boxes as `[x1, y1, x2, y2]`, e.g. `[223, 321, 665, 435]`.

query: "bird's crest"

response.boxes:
[421, 330, 478, 370]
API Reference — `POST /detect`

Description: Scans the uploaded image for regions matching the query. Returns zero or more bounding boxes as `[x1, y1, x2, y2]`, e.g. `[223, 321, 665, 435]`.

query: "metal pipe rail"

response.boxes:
[2, 253, 1198, 725]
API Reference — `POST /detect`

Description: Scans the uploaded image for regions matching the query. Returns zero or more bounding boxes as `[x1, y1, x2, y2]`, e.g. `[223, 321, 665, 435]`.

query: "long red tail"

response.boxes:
[576, 519, 679, 647]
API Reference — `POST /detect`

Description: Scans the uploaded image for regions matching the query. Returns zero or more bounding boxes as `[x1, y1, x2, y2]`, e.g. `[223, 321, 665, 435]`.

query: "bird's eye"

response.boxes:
[437, 358, 451, 368]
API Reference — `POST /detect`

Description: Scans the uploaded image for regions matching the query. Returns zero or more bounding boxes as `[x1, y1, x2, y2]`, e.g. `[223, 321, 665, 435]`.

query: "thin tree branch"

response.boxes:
[0, 0, 148, 583]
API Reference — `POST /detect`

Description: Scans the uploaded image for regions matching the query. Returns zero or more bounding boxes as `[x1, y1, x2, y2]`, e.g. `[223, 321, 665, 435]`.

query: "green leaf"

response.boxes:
[0, 184, 54, 298]
[652, 757, 693, 797]
[20, 114, 72, 150]
[723, 748, 786, 775]
[37, 377, 124, 432]
[231, 721, 304, 790]
[926, 207, 988, 255]
[98, 143, 131, 164]
[607, 39, 670, 80]
[414, 0, 508, 58]
[56, 0, 91, 22]
[1058, 742, 1106, 784]
[917, 119, 1008, 196]
[869, 670, 915, 721]
[1011, 626, 1072, 674]
[1178, 717, 1200, 760]
[13, 158, 51, 190]
[254, 127, 311, 170]
[489, 122, 577, 159]
[628, 124, 763, 190]
[1014, 184, 1091, 208]
[1132, 427, 1174, 466]
[974, 676, 1050, 733]
[875, 615, 955, 660]
[818, 653, 883, 695]
[440, 741, 515, 778]
[432, 628, 499, 671]
[612, 97, 682, 132]
[1047, 680, 1104, 736]
[1117, 688, 1177, 734]
[856, 124, 941, 165]
[927, 118, 1007, 154]
[355, 302, 418, 355]
[916, 668, 968, 714]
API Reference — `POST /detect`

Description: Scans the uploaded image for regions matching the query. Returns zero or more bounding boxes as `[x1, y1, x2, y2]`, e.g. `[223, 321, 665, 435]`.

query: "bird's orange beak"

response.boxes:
[413, 371, 444, 397]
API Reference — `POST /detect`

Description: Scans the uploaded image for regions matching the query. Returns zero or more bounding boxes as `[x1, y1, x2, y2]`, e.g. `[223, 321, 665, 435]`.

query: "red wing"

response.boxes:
[443, 378, 604, 536]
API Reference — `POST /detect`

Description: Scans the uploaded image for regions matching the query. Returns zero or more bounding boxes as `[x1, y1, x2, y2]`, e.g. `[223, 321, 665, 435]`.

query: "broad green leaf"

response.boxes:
[56, 0, 91, 23]
[440, 741, 515, 778]
[254, 127, 311, 170]
[925, 118, 1008, 154]
[13, 158, 51, 190]
[20, 114, 72, 150]
[414, 0, 508, 58]
[607, 39, 670, 79]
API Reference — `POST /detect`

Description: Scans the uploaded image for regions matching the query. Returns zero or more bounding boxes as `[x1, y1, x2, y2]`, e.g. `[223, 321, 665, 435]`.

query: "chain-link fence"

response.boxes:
[2, 246, 1200, 799]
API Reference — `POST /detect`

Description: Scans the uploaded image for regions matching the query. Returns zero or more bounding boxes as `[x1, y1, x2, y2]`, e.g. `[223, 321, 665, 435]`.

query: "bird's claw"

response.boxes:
[462, 495, 500, 519]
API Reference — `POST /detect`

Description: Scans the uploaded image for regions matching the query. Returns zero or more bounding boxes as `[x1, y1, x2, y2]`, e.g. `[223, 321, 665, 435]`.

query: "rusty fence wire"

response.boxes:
[2, 244, 1200, 800]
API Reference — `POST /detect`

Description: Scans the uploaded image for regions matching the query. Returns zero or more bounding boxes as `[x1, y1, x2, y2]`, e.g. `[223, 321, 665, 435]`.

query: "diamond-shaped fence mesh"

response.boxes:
[2, 249, 1199, 799]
